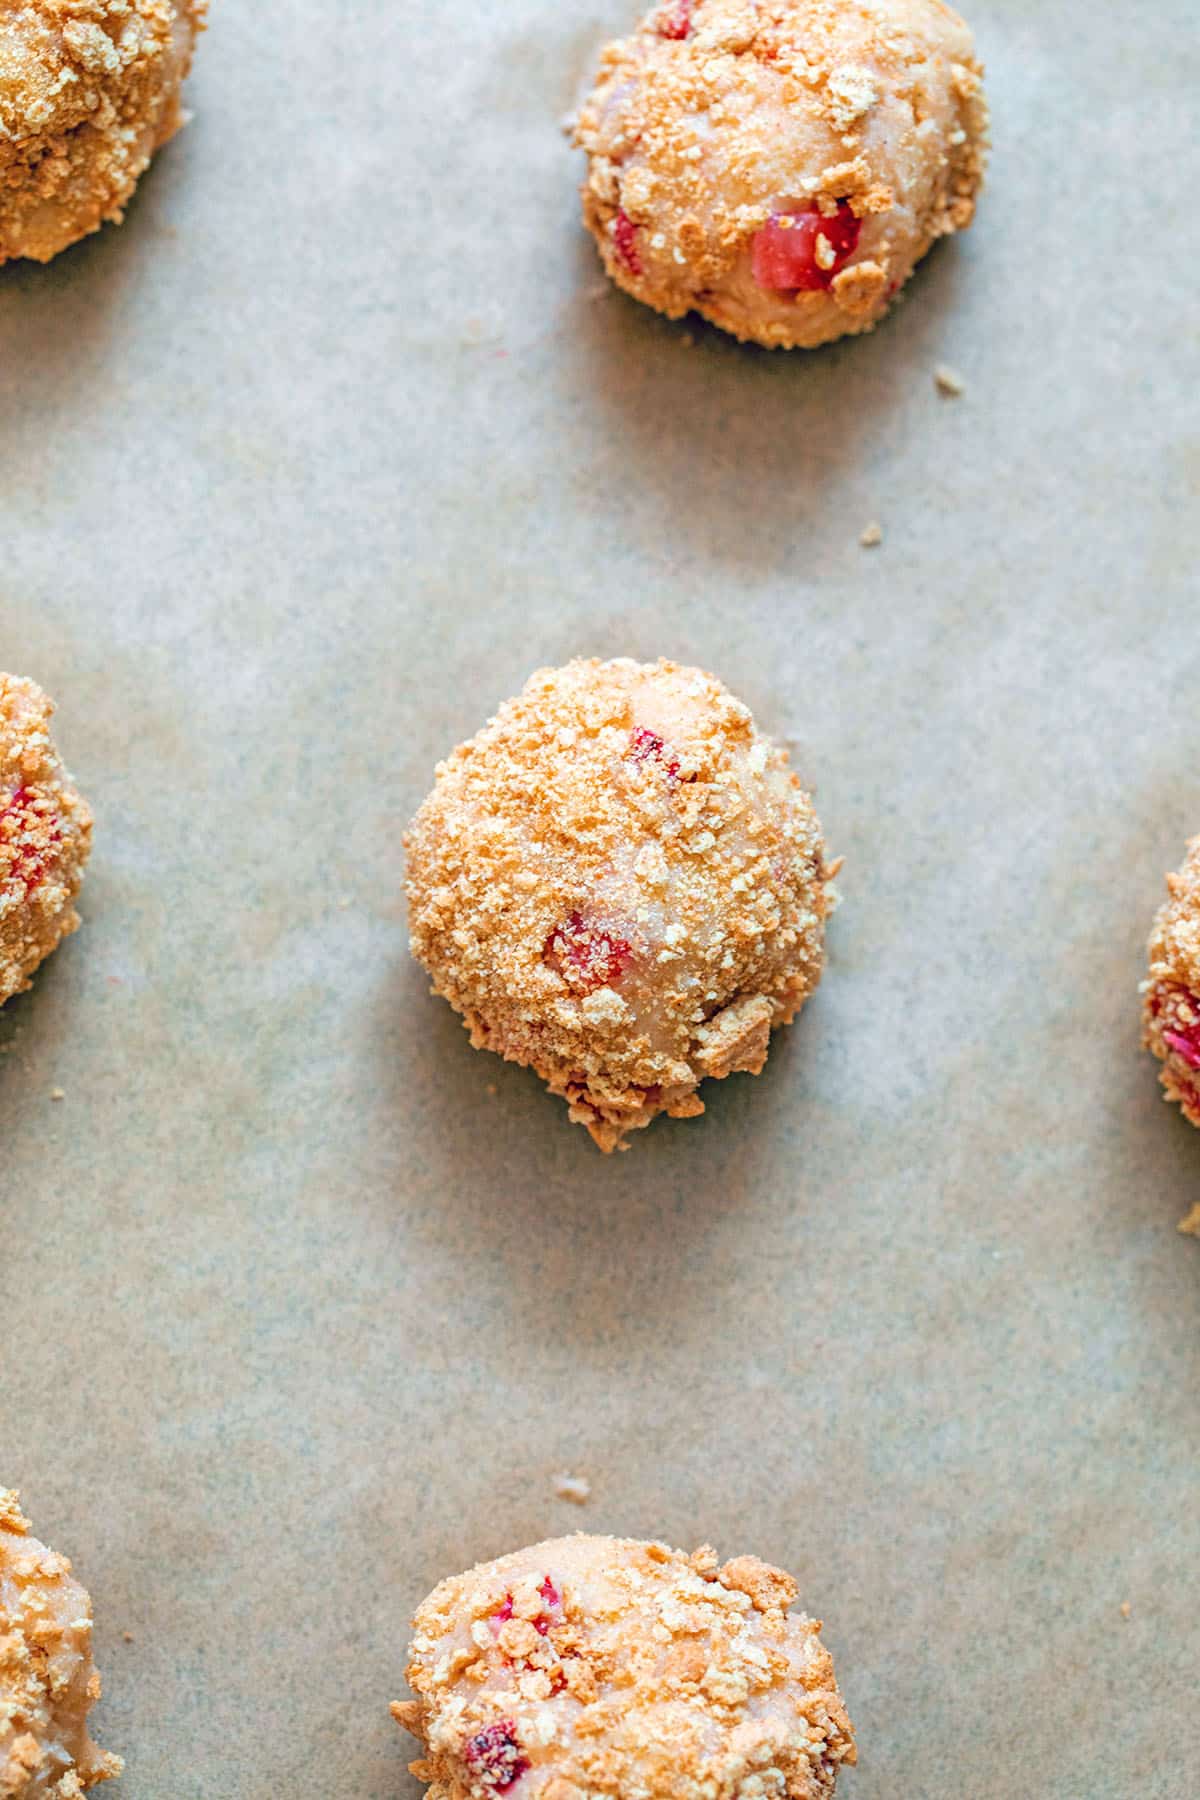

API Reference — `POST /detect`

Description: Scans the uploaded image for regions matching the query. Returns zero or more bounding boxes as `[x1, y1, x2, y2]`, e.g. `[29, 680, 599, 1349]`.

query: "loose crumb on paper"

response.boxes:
[1120, 1601, 1132, 1619]
[935, 364, 966, 396]
[50, 1087, 65, 1101]
[860, 521, 883, 548]
[1178, 1203, 1200, 1238]
[553, 1473, 591, 1505]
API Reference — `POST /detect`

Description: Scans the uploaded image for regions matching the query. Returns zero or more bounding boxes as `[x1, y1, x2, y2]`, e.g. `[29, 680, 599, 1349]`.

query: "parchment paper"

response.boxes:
[1, 2, 1198, 1795]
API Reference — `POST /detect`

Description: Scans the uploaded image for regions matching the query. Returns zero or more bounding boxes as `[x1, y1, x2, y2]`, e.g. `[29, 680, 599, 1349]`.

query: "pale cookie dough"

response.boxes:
[404, 657, 836, 1151]
[0, 1490, 122, 1795]
[0, 1, 206, 267]
[1142, 836, 1200, 1130]
[394, 1535, 856, 1800]
[0, 674, 93, 1006]
[573, 0, 987, 348]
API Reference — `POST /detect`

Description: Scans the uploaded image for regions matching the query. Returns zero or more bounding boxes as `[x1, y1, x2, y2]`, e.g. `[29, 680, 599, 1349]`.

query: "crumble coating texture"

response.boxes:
[0, 676, 92, 1005]
[0, 675, 93, 1007]
[395, 1534, 856, 1800]
[404, 657, 835, 1151]
[573, 0, 988, 348]
[1142, 836, 1200, 1130]
[0, 1491, 122, 1796]
[0, 0, 206, 266]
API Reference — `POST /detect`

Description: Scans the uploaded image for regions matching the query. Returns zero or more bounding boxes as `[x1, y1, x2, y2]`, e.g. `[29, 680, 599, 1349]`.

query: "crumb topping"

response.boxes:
[404, 658, 834, 1151]
[0, 675, 93, 1008]
[0, 0, 206, 265]
[573, 0, 988, 348]
[395, 1535, 855, 1800]
[0, 1490, 122, 1796]
[1143, 836, 1200, 1129]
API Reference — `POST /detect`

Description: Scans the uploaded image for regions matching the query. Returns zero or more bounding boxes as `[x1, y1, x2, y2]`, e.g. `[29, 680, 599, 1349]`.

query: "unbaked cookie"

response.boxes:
[404, 657, 836, 1151]
[573, 0, 987, 348]
[0, 1, 206, 267]
[394, 1534, 855, 1800]
[0, 1490, 122, 1795]
[0, 674, 93, 1007]
[1142, 836, 1200, 1129]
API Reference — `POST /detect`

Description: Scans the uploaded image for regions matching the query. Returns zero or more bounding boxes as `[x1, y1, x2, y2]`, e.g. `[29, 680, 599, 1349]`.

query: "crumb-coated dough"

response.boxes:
[404, 658, 836, 1151]
[0, 1, 205, 266]
[0, 674, 93, 1007]
[394, 1534, 856, 1800]
[573, 0, 987, 348]
[1143, 837, 1200, 1130]
[0, 1491, 121, 1796]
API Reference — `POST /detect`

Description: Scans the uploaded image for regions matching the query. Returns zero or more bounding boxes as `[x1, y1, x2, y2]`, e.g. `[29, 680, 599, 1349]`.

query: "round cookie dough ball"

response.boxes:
[394, 1535, 856, 1800]
[1, 674, 93, 1007]
[1143, 836, 1200, 1130]
[0, 1, 205, 267]
[404, 657, 836, 1151]
[0, 1490, 122, 1795]
[573, 0, 987, 348]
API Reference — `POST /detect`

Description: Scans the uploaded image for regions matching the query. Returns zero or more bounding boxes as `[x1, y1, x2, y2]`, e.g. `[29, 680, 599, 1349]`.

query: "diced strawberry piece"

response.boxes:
[657, 0, 694, 37]
[628, 727, 682, 782]
[0, 785, 62, 896]
[464, 1721, 528, 1792]
[1159, 990, 1200, 1071]
[613, 209, 643, 276]
[751, 202, 861, 293]
[545, 913, 632, 994]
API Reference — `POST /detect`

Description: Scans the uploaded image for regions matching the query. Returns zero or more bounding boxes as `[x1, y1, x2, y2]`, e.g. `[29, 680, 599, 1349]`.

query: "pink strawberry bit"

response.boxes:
[751, 201, 862, 293]
[490, 1575, 562, 1639]
[657, 0, 694, 37]
[1162, 993, 1200, 1072]
[628, 726, 682, 782]
[464, 1721, 528, 1793]
[613, 209, 643, 277]
[0, 785, 61, 896]
[545, 912, 632, 995]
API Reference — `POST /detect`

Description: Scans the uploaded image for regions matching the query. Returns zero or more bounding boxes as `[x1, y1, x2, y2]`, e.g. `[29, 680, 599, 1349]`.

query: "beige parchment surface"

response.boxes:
[1, 1, 1198, 1796]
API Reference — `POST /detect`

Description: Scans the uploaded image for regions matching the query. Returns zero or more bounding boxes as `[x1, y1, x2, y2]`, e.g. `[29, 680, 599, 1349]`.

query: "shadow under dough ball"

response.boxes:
[573, 0, 988, 348]
[393, 1534, 856, 1800]
[0, 0, 206, 266]
[0, 1490, 122, 1795]
[0, 674, 93, 1007]
[1143, 836, 1200, 1129]
[404, 657, 837, 1151]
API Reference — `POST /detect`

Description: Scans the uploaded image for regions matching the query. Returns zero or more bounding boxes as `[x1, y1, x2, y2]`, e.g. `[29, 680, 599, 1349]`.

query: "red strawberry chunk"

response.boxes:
[545, 913, 632, 994]
[658, 0, 694, 37]
[1164, 1007, 1200, 1071]
[613, 209, 643, 276]
[0, 785, 62, 897]
[490, 1575, 562, 1641]
[628, 726, 682, 782]
[751, 202, 861, 293]
[464, 1721, 528, 1793]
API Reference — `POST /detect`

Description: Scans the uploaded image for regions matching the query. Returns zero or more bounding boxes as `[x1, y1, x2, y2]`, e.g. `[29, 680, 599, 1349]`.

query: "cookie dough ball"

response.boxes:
[394, 1535, 856, 1800]
[0, 1490, 122, 1795]
[0, 1, 205, 267]
[1143, 837, 1200, 1130]
[1, 674, 93, 1007]
[573, 0, 987, 348]
[405, 657, 835, 1151]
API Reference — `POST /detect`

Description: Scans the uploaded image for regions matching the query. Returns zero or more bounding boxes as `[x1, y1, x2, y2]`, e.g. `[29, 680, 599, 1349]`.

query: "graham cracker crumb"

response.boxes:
[1178, 1203, 1200, 1238]
[860, 521, 883, 547]
[934, 363, 966, 396]
[553, 1474, 591, 1505]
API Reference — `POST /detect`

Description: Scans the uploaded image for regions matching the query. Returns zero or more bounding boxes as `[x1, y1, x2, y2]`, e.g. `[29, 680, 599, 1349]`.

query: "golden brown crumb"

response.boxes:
[1178, 1203, 1200, 1238]
[0, 675, 93, 1007]
[0, 1, 206, 266]
[404, 658, 835, 1151]
[0, 1490, 122, 1794]
[396, 1535, 855, 1800]
[573, 0, 988, 349]
[1142, 837, 1200, 1130]
[859, 521, 882, 547]
[1120, 1602, 1132, 1619]
[552, 1475, 591, 1506]
[934, 363, 966, 395]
